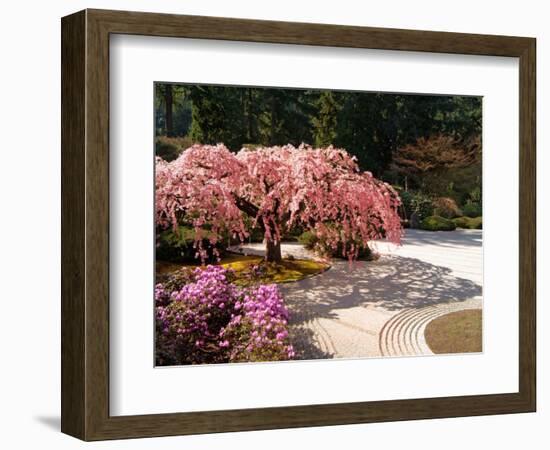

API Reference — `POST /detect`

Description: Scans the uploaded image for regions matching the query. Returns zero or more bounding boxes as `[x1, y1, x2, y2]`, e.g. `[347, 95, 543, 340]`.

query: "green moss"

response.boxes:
[453, 216, 482, 229]
[156, 253, 328, 286]
[420, 215, 457, 231]
[224, 256, 328, 285]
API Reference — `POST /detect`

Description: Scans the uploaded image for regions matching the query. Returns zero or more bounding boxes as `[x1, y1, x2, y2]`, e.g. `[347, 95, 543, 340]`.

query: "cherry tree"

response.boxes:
[156, 144, 402, 263]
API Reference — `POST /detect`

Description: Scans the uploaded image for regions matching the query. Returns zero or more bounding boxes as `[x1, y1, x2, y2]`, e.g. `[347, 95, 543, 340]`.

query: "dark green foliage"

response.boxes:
[312, 91, 340, 147]
[154, 83, 482, 179]
[156, 226, 225, 263]
[154, 83, 482, 235]
[155, 84, 192, 137]
[463, 202, 482, 218]
[411, 165, 482, 206]
[298, 231, 317, 249]
[155, 136, 194, 161]
[188, 85, 245, 150]
[334, 92, 399, 175]
[453, 216, 482, 229]
[246, 227, 265, 243]
[240, 216, 265, 243]
[420, 215, 457, 231]
[258, 89, 312, 146]
[468, 186, 482, 204]
[400, 191, 433, 223]
[155, 138, 179, 161]
[298, 231, 374, 260]
[183, 85, 316, 151]
[282, 226, 305, 241]
[335, 93, 482, 176]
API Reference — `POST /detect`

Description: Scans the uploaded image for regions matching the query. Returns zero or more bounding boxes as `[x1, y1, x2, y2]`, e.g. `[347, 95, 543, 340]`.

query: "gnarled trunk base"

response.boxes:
[265, 239, 282, 263]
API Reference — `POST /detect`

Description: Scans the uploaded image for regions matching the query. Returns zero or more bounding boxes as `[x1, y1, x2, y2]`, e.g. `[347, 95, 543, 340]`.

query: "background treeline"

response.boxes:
[155, 83, 481, 211]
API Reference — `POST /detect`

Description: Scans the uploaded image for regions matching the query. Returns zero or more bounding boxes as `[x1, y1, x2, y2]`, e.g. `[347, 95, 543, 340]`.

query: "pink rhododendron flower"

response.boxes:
[155, 266, 294, 365]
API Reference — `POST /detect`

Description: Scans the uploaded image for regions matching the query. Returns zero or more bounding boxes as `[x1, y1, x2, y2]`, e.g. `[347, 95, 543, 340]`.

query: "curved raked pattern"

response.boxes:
[309, 318, 338, 357]
[379, 297, 482, 357]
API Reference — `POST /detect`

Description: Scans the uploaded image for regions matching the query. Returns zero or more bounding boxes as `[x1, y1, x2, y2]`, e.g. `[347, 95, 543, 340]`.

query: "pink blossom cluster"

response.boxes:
[155, 266, 294, 365]
[156, 144, 403, 262]
[223, 283, 295, 361]
[155, 144, 248, 261]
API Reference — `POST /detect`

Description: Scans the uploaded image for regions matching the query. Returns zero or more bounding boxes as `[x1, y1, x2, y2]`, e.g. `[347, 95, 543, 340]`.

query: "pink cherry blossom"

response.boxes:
[156, 144, 402, 262]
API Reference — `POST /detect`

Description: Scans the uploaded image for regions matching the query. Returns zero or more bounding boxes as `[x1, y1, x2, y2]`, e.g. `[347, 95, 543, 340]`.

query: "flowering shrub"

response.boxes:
[155, 267, 197, 304]
[155, 266, 294, 365]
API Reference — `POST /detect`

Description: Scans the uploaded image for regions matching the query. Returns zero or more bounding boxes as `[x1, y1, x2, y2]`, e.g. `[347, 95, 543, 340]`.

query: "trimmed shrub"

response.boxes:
[155, 266, 294, 365]
[453, 216, 482, 229]
[432, 197, 462, 219]
[155, 138, 180, 161]
[452, 216, 470, 229]
[298, 230, 374, 260]
[155, 136, 194, 161]
[400, 191, 433, 225]
[420, 215, 457, 231]
[463, 202, 482, 218]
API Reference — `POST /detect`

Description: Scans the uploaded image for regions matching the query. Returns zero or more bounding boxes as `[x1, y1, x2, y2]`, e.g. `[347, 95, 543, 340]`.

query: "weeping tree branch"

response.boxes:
[233, 195, 260, 219]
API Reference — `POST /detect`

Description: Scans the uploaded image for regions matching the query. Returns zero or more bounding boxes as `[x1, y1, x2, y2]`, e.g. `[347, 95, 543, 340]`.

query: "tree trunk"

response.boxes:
[247, 89, 254, 142]
[269, 94, 277, 145]
[265, 238, 282, 263]
[164, 85, 174, 136]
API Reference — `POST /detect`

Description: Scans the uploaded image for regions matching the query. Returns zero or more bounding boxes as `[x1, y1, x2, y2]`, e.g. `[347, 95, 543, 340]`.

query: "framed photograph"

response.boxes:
[61, 9, 536, 441]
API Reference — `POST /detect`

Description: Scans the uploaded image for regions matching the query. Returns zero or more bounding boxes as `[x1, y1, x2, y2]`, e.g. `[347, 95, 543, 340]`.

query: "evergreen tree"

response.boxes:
[312, 91, 340, 147]
[335, 92, 392, 174]
[155, 83, 482, 178]
[188, 86, 244, 150]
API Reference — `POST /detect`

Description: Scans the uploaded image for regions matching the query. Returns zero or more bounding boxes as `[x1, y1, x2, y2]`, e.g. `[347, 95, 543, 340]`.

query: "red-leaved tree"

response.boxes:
[156, 144, 402, 262]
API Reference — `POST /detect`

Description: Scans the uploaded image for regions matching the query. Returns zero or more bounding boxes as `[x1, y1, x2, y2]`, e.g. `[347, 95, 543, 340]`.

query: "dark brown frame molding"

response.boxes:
[61, 9, 536, 441]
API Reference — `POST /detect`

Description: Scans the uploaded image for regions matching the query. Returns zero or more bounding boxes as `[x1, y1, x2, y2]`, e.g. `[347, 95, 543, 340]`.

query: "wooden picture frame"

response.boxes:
[61, 8, 536, 441]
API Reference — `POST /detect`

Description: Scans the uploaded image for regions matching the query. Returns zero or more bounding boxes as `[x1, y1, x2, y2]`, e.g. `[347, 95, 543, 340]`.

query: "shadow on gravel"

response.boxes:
[289, 326, 334, 360]
[282, 255, 482, 326]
